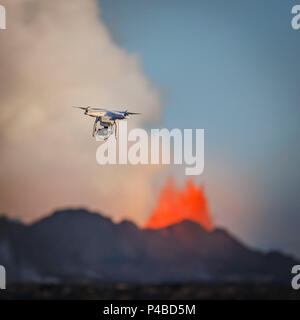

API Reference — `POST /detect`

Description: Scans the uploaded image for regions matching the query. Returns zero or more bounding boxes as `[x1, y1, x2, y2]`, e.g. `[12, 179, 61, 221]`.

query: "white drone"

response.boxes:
[73, 106, 140, 140]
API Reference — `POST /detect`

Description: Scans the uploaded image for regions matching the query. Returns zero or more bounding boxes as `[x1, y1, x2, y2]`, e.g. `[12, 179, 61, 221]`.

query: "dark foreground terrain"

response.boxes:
[1, 283, 299, 300]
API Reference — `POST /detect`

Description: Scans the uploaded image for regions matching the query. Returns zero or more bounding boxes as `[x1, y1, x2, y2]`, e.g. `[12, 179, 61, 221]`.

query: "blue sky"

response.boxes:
[98, 0, 300, 257]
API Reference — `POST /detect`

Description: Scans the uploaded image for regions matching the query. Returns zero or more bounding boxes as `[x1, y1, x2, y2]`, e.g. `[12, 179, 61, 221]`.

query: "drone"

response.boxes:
[73, 106, 140, 140]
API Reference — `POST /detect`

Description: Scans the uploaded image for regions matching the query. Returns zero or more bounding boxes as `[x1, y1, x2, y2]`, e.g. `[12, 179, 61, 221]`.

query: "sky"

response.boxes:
[0, 0, 299, 258]
[98, 0, 300, 256]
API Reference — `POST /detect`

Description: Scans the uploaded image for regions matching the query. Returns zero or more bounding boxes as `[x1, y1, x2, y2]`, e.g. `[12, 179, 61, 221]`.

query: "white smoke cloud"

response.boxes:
[0, 0, 162, 224]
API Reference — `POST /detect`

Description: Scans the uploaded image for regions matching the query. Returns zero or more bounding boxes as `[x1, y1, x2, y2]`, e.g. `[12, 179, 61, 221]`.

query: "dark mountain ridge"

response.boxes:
[0, 209, 297, 283]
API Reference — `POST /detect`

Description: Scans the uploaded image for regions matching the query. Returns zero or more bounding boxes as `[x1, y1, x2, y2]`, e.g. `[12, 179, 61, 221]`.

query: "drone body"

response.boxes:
[73, 106, 140, 140]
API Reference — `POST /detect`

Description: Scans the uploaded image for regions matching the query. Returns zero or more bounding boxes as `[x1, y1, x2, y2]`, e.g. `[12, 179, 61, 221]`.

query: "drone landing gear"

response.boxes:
[92, 117, 100, 137]
[114, 120, 119, 139]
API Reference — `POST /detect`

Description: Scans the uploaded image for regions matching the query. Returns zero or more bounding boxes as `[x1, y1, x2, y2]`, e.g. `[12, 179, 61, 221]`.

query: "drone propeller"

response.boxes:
[124, 110, 141, 116]
[73, 106, 88, 110]
[73, 106, 108, 111]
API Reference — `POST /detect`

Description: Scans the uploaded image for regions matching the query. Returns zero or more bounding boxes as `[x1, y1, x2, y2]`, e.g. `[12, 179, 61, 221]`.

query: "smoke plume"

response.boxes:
[0, 0, 162, 224]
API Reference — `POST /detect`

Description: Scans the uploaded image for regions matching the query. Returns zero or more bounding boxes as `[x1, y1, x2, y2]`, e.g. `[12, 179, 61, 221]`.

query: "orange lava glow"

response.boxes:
[145, 178, 214, 231]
